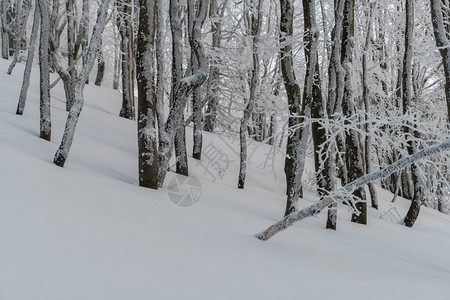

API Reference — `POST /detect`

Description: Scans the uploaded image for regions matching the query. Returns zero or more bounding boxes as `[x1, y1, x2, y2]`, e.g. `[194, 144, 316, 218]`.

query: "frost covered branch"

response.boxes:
[255, 139, 450, 241]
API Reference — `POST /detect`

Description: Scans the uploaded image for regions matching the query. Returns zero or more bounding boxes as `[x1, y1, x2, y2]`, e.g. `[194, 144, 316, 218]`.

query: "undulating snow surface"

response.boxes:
[1, 59, 449, 299]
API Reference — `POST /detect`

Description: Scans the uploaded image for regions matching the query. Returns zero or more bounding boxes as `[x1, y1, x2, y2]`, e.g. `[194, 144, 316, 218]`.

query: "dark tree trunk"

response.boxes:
[403, 0, 423, 228]
[38, 0, 51, 141]
[94, 39, 105, 86]
[136, 0, 158, 189]
[341, 0, 367, 225]
[280, 0, 307, 216]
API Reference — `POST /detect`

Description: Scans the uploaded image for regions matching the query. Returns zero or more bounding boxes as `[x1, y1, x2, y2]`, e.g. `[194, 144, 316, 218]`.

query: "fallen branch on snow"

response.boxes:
[255, 139, 450, 241]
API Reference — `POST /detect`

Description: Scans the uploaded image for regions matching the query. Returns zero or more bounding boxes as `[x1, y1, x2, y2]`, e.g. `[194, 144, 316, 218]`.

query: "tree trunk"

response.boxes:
[341, 0, 367, 225]
[363, 1, 378, 209]
[325, 0, 345, 230]
[238, 0, 263, 189]
[16, 2, 39, 115]
[54, 0, 112, 167]
[430, 0, 450, 123]
[118, 1, 135, 120]
[94, 38, 105, 86]
[402, 0, 423, 228]
[189, 0, 203, 160]
[1, 0, 9, 59]
[38, 0, 51, 141]
[136, 0, 158, 189]
[280, 0, 309, 216]
[158, 0, 208, 186]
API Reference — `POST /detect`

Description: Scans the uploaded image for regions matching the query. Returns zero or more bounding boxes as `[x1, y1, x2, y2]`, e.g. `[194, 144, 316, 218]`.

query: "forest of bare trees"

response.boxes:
[3, 0, 450, 237]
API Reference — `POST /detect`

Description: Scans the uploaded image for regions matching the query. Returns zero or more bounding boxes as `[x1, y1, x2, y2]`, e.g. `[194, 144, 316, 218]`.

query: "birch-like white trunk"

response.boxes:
[54, 0, 112, 167]
[402, 0, 424, 228]
[136, 0, 158, 189]
[362, 2, 378, 209]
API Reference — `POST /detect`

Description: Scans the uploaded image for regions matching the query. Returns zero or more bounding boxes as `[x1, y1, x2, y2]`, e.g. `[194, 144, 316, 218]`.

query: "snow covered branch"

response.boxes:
[255, 139, 450, 241]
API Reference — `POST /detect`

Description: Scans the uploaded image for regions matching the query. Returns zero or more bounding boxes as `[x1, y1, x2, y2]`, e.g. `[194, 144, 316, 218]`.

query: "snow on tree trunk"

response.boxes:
[38, 0, 51, 142]
[136, 0, 158, 189]
[363, 1, 378, 210]
[189, 0, 203, 160]
[341, 0, 367, 225]
[53, 0, 112, 167]
[118, 1, 135, 120]
[279, 0, 308, 216]
[402, 0, 424, 228]
[305, 0, 335, 228]
[158, 0, 208, 187]
[155, 0, 165, 144]
[1, 0, 9, 59]
[169, 0, 188, 177]
[256, 139, 450, 241]
[238, 0, 263, 189]
[65, 0, 76, 111]
[430, 0, 450, 123]
[16, 2, 39, 115]
[203, 0, 224, 133]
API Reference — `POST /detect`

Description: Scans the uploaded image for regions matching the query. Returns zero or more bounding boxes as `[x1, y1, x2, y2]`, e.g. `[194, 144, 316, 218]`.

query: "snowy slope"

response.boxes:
[1, 59, 450, 300]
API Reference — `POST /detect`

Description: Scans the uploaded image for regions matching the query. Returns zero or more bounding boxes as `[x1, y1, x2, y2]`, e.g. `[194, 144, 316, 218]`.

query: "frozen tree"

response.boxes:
[430, 0, 450, 123]
[280, 0, 309, 216]
[117, 0, 136, 120]
[341, 0, 367, 225]
[16, 1, 39, 115]
[136, 0, 158, 189]
[54, 0, 113, 167]
[402, 0, 424, 228]
[7, 0, 30, 75]
[38, 0, 51, 141]
[238, 0, 263, 189]
[157, 0, 208, 186]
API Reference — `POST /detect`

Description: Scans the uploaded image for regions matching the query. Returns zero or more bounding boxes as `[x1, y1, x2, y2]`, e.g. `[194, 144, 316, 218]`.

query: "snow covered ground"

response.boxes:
[1, 59, 449, 299]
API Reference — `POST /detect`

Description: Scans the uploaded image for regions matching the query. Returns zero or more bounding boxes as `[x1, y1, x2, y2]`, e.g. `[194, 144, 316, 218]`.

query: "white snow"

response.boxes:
[1, 59, 450, 299]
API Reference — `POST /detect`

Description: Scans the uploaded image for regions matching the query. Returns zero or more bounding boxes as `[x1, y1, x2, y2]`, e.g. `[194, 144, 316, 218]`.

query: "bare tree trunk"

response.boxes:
[430, 0, 450, 123]
[279, 0, 306, 216]
[170, 0, 188, 176]
[66, 0, 76, 111]
[238, 0, 262, 189]
[1, 0, 9, 59]
[136, 0, 158, 189]
[118, 0, 135, 120]
[203, 0, 226, 132]
[325, 0, 346, 230]
[341, 0, 367, 225]
[305, 0, 335, 229]
[16, 2, 39, 115]
[38, 0, 51, 141]
[94, 38, 105, 86]
[54, 0, 112, 167]
[189, 0, 203, 160]
[7, 0, 30, 75]
[158, 0, 208, 186]
[402, 0, 423, 228]
[155, 0, 165, 144]
[363, 1, 378, 209]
